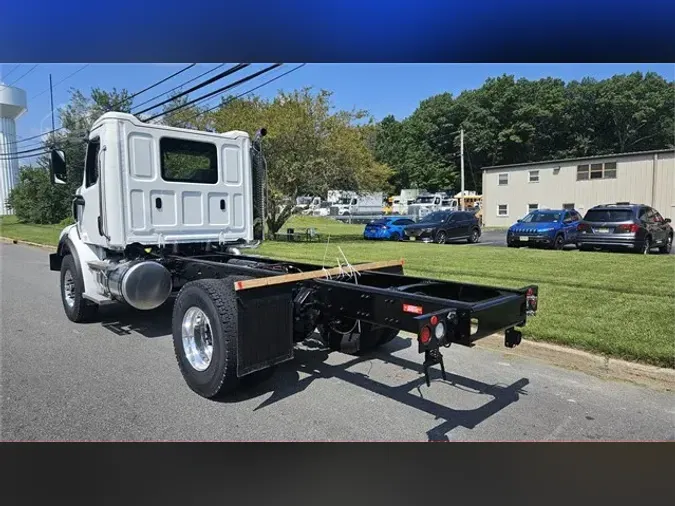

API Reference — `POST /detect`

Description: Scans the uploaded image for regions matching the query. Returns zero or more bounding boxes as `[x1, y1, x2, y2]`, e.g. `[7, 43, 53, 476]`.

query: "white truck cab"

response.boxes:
[49, 112, 263, 316]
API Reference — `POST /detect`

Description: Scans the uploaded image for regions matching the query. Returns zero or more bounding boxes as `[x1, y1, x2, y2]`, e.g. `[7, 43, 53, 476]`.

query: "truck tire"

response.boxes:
[60, 254, 98, 323]
[321, 319, 398, 355]
[172, 276, 249, 399]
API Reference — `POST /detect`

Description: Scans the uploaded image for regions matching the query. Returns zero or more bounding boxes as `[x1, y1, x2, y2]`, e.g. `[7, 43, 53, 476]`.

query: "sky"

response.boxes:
[1, 63, 673, 162]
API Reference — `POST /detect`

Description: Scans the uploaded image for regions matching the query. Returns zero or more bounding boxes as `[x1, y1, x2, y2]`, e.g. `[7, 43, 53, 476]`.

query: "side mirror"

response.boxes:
[517, 219, 522, 223]
[50, 149, 67, 185]
[665, 218, 672, 223]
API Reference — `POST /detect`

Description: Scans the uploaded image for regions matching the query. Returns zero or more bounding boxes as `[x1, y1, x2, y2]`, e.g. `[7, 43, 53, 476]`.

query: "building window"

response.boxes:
[160, 137, 218, 184]
[498, 204, 508, 216]
[529, 170, 539, 183]
[577, 161, 616, 181]
[562, 203, 575, 210]
[527, 203, 539, 213]
[498, 173, 509, 185]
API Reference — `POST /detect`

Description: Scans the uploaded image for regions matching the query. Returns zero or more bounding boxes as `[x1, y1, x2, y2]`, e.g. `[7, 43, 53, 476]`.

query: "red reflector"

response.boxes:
[430, 315, 439, 325]
[526, 288, 534, 297]
[403, 304, 423, 315]
[419, 326, 431, 344]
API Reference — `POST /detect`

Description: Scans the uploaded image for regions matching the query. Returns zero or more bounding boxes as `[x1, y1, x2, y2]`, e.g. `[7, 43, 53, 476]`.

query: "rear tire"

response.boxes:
[640, 236, 652, 255]
[658, 234, 672, 254]
[467, 228, 480, 244]
[172, 276, 250, 399]
[60, 254, 98, 323]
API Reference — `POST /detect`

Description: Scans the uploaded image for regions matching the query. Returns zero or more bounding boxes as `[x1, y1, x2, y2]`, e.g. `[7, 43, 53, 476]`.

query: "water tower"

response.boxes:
[0, 83, 28, 215]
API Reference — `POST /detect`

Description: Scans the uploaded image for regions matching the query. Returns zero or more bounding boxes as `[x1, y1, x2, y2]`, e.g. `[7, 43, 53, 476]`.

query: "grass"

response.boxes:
[2, 215, 673, 368]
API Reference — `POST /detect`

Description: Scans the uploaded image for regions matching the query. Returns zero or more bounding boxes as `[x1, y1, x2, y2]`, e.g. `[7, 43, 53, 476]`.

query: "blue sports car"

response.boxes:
[363, 217, 415, 241]
[507, 208, 583, 250]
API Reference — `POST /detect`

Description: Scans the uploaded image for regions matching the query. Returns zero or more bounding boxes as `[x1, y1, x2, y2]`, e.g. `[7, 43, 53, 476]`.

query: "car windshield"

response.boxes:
[584, 209, 634, 222]
[520, 211, 562, 223]
[337, 198, 352, 205]
[415, 196, 435, 204]
[420, 212, 448, 223]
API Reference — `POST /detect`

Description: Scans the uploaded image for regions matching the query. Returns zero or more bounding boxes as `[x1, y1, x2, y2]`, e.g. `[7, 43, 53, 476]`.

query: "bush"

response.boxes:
[6, 167, 71, 224]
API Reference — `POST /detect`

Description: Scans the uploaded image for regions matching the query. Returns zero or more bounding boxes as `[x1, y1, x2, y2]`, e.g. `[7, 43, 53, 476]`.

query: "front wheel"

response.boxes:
[390, 232, 401, 241]
[435, 230, 447, 244]
[658, 234, 672, 254]
[60, 254, 98, 323]
[553, 234, 565, 250]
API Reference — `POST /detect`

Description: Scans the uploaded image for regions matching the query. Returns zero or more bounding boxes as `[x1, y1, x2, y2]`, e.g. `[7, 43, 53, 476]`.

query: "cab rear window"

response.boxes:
[583, 209, 634, 222]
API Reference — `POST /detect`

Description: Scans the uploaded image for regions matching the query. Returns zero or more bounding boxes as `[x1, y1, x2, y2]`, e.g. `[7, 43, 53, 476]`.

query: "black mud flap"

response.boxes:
[236, 284, 295, 377]
[49, 253, 63, 272]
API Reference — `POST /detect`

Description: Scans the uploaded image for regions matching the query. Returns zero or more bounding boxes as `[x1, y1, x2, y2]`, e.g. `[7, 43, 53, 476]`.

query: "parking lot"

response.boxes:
[2, 242, 674, 442]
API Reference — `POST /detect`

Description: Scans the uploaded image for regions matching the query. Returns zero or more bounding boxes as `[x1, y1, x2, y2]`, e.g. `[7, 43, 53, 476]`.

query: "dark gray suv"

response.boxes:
[576, 203, 673, 254]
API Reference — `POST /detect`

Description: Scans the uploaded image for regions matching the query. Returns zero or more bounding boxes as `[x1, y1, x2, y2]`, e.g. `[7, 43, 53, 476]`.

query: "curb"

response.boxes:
[475, 334, 674, 392]
[3, 235, 674, 391]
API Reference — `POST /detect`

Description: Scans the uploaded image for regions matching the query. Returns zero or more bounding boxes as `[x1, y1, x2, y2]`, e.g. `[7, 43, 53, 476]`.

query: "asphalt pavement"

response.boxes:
[1, 242, 673, 441]
[472, 229, 675, 254]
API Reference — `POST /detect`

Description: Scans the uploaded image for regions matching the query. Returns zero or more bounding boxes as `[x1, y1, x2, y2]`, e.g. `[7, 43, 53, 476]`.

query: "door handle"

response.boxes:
[155, 197, 162, 210]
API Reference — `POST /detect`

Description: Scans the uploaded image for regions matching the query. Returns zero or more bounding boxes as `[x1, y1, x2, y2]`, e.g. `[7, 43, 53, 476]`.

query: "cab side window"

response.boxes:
[85, 139, 101, 188]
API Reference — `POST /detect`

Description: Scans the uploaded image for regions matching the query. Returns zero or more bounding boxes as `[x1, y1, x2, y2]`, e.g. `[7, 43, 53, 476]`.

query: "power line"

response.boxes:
[185, 63, 306, 122]
[0, 64, 39, 90]
[30, 65, 91, 100]
[6, 64, 198, 149]
[1, 64, 20, 81]
[134, 63, 251, 116]
[146, 64, 281, 122]
[131, 63, 226, 111]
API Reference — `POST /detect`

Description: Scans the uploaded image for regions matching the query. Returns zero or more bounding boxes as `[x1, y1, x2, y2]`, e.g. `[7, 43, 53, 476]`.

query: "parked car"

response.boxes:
[363, 217, 415, 241]
[403, 211, 481, 244]
[576, 203, 673, 254]
[507, 209, 582, 250]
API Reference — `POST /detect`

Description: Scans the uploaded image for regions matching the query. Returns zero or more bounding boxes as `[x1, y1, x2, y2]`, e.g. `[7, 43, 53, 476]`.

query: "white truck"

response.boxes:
[45, 112, 538, 399]
[407, 192, 447, 220]
[329, 191, 383, 217]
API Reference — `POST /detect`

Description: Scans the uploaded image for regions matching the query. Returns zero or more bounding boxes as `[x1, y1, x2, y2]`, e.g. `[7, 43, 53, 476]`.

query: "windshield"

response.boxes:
[415, 196, 435, 204]
[420, 211, 448, 223]
[520, 211, 562, 223]
[337, 198, 353, 205]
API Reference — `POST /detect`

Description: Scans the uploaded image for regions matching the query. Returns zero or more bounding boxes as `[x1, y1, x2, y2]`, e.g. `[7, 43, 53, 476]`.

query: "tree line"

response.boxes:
[6, 71, 673, 235]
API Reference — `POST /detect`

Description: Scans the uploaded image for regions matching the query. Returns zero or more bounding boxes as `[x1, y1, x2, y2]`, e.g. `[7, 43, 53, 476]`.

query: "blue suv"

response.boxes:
[507, 209, 582, 250]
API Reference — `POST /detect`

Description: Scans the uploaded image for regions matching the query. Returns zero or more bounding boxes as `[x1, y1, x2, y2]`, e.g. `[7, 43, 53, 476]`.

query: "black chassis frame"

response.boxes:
[162, 250, 538, 382]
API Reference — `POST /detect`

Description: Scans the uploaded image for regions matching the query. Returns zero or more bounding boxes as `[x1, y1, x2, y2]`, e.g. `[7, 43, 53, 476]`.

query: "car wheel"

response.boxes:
[390, 232, 401, 241]
[658, 234, 672, 254]
[553, 234, 565, 250]
[435, 230, 447, 244]
[641, 236, 652, 255]
[467, 228, 480, 244]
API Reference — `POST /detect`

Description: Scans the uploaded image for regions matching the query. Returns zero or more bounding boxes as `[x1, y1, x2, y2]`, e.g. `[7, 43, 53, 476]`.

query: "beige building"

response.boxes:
[481, 149, 675, 227]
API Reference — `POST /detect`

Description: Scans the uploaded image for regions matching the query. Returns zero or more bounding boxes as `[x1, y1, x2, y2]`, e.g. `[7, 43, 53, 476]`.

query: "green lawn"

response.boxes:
[2, 215, 673, 368]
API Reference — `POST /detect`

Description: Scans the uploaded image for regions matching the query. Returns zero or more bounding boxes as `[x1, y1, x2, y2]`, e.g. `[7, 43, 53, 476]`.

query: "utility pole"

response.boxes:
[460, 127, 465, 211]
[49, 74, 56, 133]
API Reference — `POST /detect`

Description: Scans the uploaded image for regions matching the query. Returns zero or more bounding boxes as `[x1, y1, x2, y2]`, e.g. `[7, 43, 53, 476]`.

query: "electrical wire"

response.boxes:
[146, 64, 281, 122]
[1, 64, 20, 81]
[0, 64, 39, 90]
[122, 63, 196, 105]
[134, 63, 251, 116]
[29, 65, 91, 100]
[131, 63, 226, 112]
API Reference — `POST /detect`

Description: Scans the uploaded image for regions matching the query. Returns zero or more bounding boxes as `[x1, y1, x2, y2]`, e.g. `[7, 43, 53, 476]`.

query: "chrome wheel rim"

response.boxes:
[437, 233, 446, 244]
[182, 307, 214, 372]
[63, 270, 75, 308]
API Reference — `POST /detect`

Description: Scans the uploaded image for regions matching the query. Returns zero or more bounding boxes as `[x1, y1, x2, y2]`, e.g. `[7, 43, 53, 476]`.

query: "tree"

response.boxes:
[211, 88, 391, 235]
[6, 87, 133, 223]
[159, 93, 211, 131]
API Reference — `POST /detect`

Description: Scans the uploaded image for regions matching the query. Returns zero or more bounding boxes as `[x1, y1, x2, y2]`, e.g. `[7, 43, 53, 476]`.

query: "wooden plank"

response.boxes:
[234, 259, 405, 291]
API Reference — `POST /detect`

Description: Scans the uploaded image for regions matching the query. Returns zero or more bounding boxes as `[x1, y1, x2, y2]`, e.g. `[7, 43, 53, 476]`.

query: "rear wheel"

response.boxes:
[435, 230, 447, 244]
[60, 254, 98, 323]
[467, 228, 480, 244]
[658, 234, 672, 254]
[172, 276, 250, 399]
[641, 236, 652, 255]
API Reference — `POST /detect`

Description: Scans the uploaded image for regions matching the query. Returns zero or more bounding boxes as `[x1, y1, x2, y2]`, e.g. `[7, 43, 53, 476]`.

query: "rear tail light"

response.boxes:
[526, 287, 538, 314]
[615, 223, 639, 233]
[577, 223, 591, 232]
[419, 325, 432, 344]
